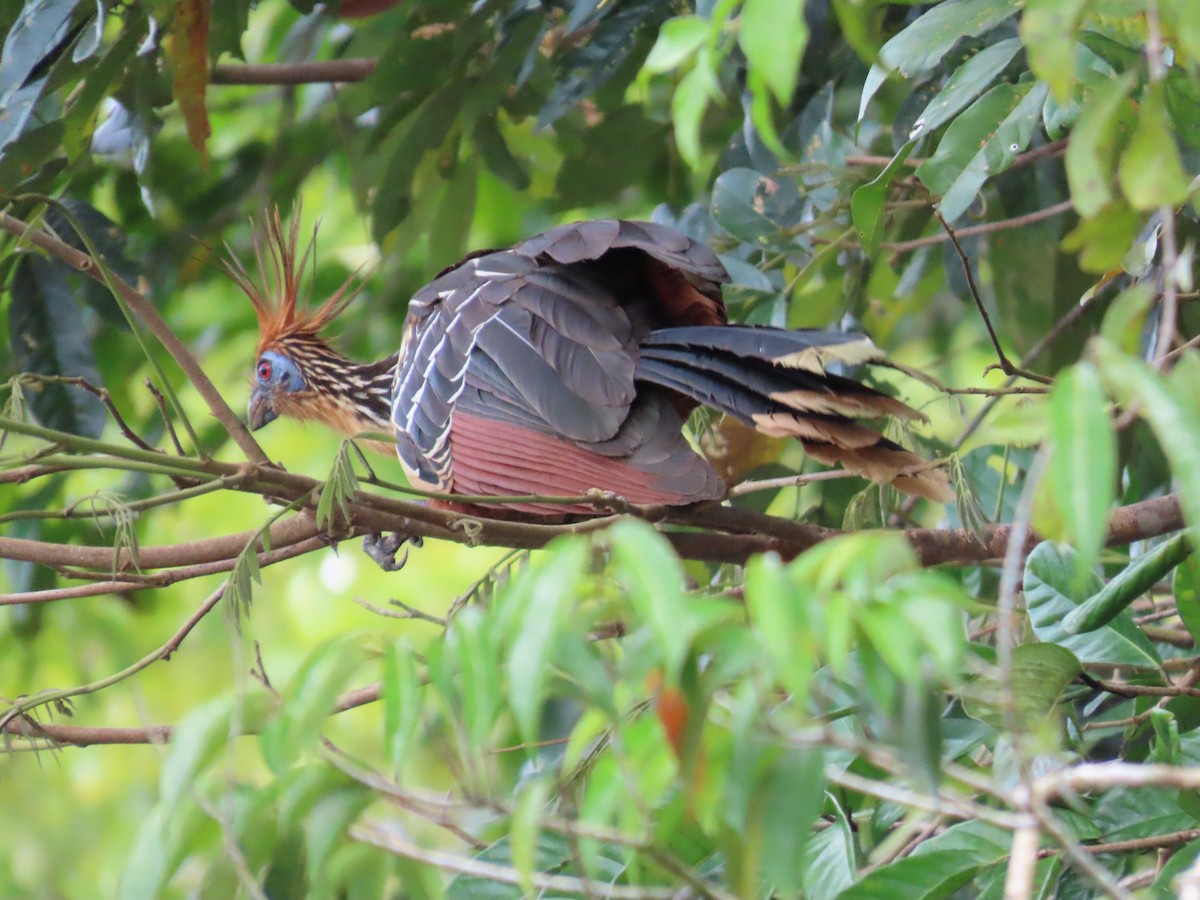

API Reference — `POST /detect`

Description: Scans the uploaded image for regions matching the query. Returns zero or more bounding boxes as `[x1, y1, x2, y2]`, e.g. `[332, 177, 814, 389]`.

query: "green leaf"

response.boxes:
[383, 640, 423, 779]
[503, 538, 585, 745]
[316, 441, 359, 530]
[260, 635, 366, 775]
[916, 81, 1049, 221]
[0, 0, 77, 106]
[643, 15, 706, 73]
[305, 784, 374, 885]
[758, 747, 824, 894]
[835, 849, 992, 899]
[473, 115, 529, 191]
[510, 778, 550, 896]
[1060, 199, 1142, 273]
[1065, 74, 1136, 217]
[962, 642, 1083, 729]
[802, 798, 856, 900]
[1118, 83, 1193, 210]
[159, 696, 235, 814]
[1174, 552, 1200, 646]
[448, 606, 502, 747]
[712, 167, 803, 244]
[609, 519, 692, 682]
[671, 61, 713, 170]
[745, 553, 815, 699]
[739, 0, 806, 106]
[1098, 283, 1155, 353]
[1048, 363, 1116, 579]
[429, 158, 478, 273]
[1024, 541, 1162, 668]
[8, 256, 106, 438]
[911, 38, 1022, 138]
[373, 80, 470, 242]
[859, 0, 1018, 118]
[1064, 533, 1194, 634]
[1020, 0, 1088, 101]
[1093, 340, 1200, 543]
[851, 141, 915, 256]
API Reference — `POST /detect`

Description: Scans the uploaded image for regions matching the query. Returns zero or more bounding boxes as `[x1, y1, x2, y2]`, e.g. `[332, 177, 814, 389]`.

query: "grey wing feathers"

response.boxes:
[390, 220, 724, 492]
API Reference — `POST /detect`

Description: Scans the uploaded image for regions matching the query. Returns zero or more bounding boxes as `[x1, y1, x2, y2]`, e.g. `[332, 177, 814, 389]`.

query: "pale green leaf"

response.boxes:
[1118, 83, 1193, 210]
[1065, 74, 1136, 217]
[643, 15, 707, 73]
[1020, 0, 1088, 101]
[260, 635, 366, 775]
[739, 0, 806, 105]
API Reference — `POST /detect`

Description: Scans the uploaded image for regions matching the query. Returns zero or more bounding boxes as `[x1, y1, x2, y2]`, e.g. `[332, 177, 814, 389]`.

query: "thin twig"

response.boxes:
[145, 378, 187, 456]
[936, 211, 1053, 385]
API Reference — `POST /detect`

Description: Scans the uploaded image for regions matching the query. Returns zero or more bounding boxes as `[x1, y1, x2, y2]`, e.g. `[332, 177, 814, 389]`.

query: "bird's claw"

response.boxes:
[362, 532, 422, 572]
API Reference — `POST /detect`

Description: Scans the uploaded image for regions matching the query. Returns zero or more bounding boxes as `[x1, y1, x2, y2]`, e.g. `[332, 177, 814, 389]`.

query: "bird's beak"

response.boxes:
[247, 387, 278, 431]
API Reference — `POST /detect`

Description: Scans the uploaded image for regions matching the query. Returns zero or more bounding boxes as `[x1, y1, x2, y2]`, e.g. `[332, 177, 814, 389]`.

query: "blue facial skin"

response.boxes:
[247, 349, 306, 431]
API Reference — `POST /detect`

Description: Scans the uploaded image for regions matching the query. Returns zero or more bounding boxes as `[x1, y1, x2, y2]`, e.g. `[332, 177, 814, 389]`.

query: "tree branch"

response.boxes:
[0, 212, 269, 464]
[212, 59, 377, 85]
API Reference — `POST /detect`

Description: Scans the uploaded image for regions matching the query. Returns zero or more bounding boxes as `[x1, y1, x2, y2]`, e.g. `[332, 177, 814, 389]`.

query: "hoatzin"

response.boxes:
[231, 213, 950, 563]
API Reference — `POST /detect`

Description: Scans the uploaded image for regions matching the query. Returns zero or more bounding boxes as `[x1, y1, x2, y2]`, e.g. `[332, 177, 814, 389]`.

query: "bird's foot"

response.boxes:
[362, 532, 423, 572]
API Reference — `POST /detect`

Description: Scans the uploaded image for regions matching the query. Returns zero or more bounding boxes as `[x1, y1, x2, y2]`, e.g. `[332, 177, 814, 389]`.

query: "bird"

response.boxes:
[230, 210, 952, 531]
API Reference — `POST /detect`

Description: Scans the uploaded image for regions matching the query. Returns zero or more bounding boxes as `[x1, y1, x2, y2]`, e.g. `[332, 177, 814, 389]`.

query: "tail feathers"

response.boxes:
[636, 326, 952, 502]
[800, 437, 955, 503]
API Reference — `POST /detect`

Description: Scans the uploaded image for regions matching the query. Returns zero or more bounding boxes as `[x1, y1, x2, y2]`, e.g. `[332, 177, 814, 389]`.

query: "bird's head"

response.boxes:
[227, 206, 390, 440]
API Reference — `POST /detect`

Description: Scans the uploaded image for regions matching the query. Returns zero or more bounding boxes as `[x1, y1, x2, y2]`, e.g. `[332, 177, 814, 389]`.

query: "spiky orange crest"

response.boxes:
[225, 204, 363, 356]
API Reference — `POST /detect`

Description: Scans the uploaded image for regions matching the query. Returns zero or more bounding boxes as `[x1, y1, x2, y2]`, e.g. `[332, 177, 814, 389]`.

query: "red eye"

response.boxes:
[257, 359, 272, 380]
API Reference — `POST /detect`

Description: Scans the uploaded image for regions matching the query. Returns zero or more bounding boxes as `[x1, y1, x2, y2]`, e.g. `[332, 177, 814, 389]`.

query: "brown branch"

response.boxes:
[846, 138, 1067, 174]
[0, 465, 1188, 585]
[1, 536, 327, 604]
[211, 59, 377, 85]
[0, 212, 269, 464]
[1, 682, 383, 748]
[884, 200, 1075, 254]
[1038, 828, 1200, 859]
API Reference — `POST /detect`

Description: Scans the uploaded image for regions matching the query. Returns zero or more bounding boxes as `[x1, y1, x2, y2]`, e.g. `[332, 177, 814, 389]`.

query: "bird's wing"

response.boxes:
[390, 220, 728, 509]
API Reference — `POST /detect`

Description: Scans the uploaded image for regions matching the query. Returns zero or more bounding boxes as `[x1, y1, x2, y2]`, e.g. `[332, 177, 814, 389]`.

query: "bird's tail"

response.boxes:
[635, 326, 953, 503]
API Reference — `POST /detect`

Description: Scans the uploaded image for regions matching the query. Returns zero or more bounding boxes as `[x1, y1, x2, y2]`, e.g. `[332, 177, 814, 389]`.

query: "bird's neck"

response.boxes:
[334, 351, 398, 435]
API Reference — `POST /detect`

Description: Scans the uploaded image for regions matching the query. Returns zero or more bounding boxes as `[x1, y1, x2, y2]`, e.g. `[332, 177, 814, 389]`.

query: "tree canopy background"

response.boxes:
[3, 0, 1200, 897]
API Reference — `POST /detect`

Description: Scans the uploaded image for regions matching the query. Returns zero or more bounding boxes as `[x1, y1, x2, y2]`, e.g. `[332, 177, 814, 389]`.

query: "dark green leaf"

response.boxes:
[916, 81, 1049, 221]
[860, 0, 1018, 117]
[1024, 541, 1162, 668]
[962, 642, 1082, 729]
[8, 255, 106, 437]
[1174, 552, 1200, 646]
[1065, 533, 1192, 634]
[851, 141, 915, 256]
[711, 167, 803, 244]
[911, 38, 1022, 138]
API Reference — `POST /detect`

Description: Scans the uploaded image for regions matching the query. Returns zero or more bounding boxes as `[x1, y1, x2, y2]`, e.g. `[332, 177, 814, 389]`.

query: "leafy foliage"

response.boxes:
[2, 0, 1200, 898]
